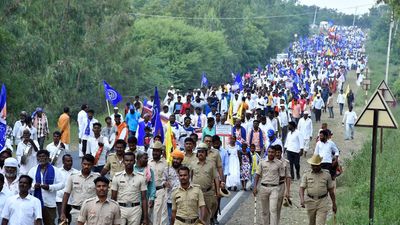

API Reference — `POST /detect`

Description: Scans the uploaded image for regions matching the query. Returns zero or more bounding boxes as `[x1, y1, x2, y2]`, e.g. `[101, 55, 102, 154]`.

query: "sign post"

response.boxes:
[355, 85, 398, 224]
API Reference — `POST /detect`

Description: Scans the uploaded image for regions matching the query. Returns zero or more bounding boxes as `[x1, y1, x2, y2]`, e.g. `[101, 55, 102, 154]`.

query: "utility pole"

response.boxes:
[352, 7, 357, 26]
[312, 6, 318, 26]
[385, 11, 394, 83]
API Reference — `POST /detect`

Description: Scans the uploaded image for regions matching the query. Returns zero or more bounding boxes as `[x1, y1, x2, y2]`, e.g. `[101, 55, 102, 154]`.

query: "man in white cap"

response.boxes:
[3, 157, 19, 195]
[297, 111, 313, 157]
[300, 155, 336, 225]
[111, 106, 124, 125]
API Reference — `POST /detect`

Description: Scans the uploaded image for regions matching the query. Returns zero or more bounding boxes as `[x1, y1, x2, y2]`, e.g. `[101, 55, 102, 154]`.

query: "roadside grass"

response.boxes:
[335, 40, 400, 224]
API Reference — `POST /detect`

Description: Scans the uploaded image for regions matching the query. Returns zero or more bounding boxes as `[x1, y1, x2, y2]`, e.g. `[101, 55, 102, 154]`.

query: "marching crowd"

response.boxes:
[0, 25, 365, 225]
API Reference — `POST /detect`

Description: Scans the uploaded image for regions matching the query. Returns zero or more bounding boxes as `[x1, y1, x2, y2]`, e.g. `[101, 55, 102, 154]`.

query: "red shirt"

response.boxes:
[180, 102, 191, 114]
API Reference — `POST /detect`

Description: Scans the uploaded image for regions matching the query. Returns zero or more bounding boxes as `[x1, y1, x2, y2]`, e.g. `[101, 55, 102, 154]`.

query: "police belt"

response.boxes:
[119, 202, 140, 207]
[279, 181, 285, 185]
[201, 186, 212, 192]
[307, 193, 328, 200]
[156, 186, 164, 191]
[176, 216, 199, 224]
[71, 205, 81, 210]
[261, 183, 279, 187]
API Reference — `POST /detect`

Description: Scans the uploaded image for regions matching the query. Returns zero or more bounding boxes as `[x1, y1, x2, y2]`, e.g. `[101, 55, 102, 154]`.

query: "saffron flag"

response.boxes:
[103, 80, 123, 106]
[345, 84, 350, 96]
[0, 84, 7, 150]
[164, 123, 176, 165]
[227, 98, 234, 125]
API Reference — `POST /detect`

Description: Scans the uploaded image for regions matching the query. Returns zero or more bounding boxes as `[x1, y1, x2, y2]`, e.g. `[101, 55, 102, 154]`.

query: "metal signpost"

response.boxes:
[355, 84, 398, 224]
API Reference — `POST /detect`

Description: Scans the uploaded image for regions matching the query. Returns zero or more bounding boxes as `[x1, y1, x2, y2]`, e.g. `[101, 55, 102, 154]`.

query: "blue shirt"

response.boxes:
[125, 112, 141, 132]
[218, 148, 229, 176]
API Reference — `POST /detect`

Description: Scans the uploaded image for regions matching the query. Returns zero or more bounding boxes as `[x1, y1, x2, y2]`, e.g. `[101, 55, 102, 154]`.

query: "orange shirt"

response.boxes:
[57, 113, 70, 144]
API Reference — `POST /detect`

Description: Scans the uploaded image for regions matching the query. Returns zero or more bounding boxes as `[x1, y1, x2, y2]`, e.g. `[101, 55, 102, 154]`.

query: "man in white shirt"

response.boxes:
[28, 150, 64, 225]
[192, 107, 207, 129]
[3, 158, 20, 195]
[342, 106, 357, 140]
[312, 94, 325, 122]
[46, 131, 66, 168]
[78, 109, 98, 157]
[336, 89, 346, 115]
[56, 154, 79, 224]
[1, 175, 42, 225]
[77, 104, 89, 156]
[297, 111, 313, 157]
[278, 104, 290, 143]
[0, 174, 11, 221]
[16, 129, 40, 175]
[12, 111, 27, 147]
[314, 130, 340, 179]
[284, 121, 304, 180]
[87, 123, 110, 173]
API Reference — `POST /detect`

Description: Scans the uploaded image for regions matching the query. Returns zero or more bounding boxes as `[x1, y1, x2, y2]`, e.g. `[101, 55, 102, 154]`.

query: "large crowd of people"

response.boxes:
[0, 25, 366, 225]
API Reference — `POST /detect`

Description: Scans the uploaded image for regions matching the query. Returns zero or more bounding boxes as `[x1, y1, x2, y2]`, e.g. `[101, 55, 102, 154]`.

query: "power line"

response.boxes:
[129, 3, 376, 20]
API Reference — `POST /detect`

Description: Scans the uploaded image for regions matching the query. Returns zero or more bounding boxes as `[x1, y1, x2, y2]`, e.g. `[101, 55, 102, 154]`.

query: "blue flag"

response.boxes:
[151, 87, 161, 126]
[201, 72, 209, 87]
[151, 87, 164, 141]
[234, 73, 243, 91]
[103, 81, 122, 106]
[0, 84, 6, 151]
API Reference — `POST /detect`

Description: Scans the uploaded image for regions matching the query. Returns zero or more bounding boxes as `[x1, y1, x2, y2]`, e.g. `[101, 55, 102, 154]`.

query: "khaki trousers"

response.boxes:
[43, 206, 57, 225]
[121, 205, 142, 225]
[276, 183, 285, 222]
[150, 188, 168, 225]
[70, 208, 80, 225]
[203, 191, 217, 224]
[305, 197, 330, 225]
[259, 185, 279, 225]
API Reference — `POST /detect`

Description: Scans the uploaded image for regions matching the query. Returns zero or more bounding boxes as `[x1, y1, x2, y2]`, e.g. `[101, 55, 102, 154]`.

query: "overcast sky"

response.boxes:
[298, 0, 379, 15]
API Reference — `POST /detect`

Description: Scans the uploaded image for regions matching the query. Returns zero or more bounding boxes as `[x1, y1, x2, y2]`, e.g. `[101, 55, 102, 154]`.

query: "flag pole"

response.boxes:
[106, 99, 111, 116]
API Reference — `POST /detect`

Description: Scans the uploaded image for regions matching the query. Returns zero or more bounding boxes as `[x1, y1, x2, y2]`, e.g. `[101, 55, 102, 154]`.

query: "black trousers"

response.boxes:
[287, 151, 300, 179]
[315, 109, 322, 122]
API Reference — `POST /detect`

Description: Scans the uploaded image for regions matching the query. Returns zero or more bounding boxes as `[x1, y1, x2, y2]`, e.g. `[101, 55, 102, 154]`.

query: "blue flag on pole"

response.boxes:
[0, 84, 7, 151]
[151, 87, 164, 142]
[234, 73, 243, 91]
[151, 87, 160, 126]
[103, 81, 123, 106]
[201, 72, 209, 87]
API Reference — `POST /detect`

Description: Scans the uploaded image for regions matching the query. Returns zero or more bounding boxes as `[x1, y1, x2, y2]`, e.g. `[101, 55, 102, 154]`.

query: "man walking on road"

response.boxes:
[284, 121, 304, 180]
[253, 146, 285, 225]
[342, 106, 357, 140]
[336, 90, 346, 116]
[300, 155, 337, 225]
[297, 111, 313, 157]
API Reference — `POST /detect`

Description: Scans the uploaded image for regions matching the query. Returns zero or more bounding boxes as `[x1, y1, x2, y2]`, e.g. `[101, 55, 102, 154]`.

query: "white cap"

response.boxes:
[304, 111, 310, 114]
[113, 106, 118, 110]
[4, 158, 18, 168]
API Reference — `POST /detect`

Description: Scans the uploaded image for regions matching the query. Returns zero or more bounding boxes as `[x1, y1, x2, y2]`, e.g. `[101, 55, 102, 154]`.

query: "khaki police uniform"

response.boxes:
[104, 153, 125, 179]
[77, 196, 122, 225]
[277, 158, 290, 221]
[64, 171, 100, 223]
[208, 148, 222, 173]
[191, 160, 217, 223]
[111, 171, 147, 225]
[172, 184, 205, 225]
[256, 158, 284, 225]
[300, 170, 334, 225]
[182, 153, 196, 168]
[148, 158, 168, 225]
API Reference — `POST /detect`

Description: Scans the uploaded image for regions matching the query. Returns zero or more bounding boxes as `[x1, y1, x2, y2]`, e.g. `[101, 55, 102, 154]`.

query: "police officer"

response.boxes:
[299, 155, 337, 225]
[111, 152, 148, 225]
[171, 166, 207, 225]
[77, 176, 121, 225]
[190, 143, 220, 225]
[101, 139, 127, 178]
[61, 154, 100, 224]
[253, 146, 285, 225]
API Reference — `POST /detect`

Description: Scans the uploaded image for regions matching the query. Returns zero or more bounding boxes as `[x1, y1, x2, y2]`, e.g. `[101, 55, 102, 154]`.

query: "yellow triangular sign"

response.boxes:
[377, 80, 396, 103]
[355, 90, 398, 129]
